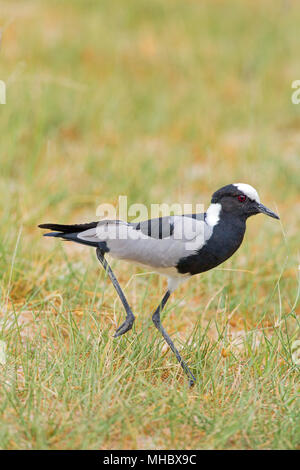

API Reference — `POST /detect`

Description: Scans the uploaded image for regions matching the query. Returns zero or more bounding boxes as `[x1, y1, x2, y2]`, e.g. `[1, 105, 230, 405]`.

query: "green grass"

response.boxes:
[0, 0, 299, 450]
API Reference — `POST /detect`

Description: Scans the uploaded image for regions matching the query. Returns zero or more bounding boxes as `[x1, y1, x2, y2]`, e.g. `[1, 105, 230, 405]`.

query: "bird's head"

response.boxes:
[209, 183, 280, 222]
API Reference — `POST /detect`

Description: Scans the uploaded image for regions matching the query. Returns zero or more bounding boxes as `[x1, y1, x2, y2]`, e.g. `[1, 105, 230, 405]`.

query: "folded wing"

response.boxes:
[78, 215, 212, 268]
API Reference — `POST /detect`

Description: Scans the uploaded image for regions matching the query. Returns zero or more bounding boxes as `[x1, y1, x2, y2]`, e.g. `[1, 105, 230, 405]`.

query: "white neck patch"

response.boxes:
[206, 203, 221, 227]
[234, 183, 260, 203]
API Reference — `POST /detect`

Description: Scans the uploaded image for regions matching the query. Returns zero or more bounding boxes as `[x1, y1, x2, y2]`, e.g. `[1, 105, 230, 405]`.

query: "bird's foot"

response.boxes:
[183, 367, 196, 388]
[114, 318, 135, 337]
[188, 377, 196, 388]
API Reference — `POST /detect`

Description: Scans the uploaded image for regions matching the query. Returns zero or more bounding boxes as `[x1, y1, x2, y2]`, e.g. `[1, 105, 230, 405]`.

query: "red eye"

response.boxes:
[237, 195, 246, 202]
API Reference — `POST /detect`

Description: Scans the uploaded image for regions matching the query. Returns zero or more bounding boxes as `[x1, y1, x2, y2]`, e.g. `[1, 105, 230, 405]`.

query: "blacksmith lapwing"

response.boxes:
[39, 183, 279, 386]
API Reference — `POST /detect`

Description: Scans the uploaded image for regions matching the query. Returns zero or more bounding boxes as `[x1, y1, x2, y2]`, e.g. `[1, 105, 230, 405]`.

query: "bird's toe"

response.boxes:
[114, 320, 134, 337]
[188, 379, 196, 388]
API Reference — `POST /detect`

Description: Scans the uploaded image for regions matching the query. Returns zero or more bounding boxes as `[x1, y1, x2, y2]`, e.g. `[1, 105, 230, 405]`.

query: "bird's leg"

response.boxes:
[96, 247, 135, 337]
[152, 290, 196, 387]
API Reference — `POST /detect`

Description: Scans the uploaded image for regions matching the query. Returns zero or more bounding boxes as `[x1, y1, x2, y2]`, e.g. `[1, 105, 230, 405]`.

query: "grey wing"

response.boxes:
[133, 215, 174, 239]
[132, 213, 205, 239]
[77, 214, 212, 269]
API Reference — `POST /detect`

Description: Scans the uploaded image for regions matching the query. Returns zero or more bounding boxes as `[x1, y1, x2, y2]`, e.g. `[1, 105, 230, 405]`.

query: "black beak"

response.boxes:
[257, 203, 280, 220]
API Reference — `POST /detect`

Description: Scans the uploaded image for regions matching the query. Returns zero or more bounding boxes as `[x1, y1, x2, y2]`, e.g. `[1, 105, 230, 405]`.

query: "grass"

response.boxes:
[0, 0, 299, 450]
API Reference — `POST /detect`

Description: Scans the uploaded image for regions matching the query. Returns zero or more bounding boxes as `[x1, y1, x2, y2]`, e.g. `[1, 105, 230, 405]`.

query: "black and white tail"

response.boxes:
[38, 222, 100, 247]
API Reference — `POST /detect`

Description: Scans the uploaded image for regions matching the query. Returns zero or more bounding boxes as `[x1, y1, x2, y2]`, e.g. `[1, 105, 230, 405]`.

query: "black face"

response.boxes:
[211, 184, 280, 220]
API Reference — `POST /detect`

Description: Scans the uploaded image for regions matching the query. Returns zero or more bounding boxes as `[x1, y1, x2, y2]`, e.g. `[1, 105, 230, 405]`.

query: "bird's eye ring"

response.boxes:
[237, 195, 246, 203]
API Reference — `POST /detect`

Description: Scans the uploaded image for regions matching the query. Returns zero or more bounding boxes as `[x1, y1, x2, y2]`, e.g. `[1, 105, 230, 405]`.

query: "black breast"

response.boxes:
[176, 216, 246, 276]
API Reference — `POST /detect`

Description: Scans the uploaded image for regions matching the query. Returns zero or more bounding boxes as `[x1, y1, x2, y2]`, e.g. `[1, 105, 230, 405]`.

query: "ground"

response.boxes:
[0, 0, 299, 450]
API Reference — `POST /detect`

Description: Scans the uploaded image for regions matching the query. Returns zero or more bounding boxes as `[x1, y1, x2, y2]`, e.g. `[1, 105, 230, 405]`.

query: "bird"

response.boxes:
[39, 183, 279, 386]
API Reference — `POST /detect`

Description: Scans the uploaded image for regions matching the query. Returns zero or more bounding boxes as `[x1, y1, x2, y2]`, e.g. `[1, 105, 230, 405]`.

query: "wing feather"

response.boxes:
[77, 215, 212, 268]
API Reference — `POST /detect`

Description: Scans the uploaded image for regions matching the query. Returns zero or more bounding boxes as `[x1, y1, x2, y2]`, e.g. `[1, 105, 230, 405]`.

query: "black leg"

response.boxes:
[152, 290, 196, 387]
[96, 247, 135, 337]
